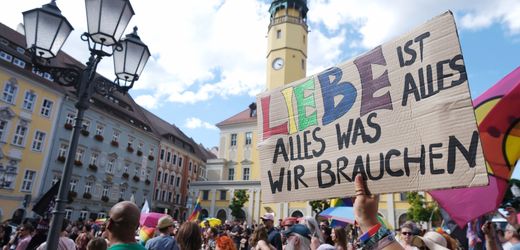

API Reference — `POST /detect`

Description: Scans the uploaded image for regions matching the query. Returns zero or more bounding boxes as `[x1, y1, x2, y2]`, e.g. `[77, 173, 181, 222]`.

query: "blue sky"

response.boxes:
[2, 1, 519, 172]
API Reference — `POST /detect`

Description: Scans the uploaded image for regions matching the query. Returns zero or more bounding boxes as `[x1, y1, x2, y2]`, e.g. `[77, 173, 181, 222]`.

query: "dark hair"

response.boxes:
[61, 219, 70, 232]
[176, 222, 202, 250]
[87, 237, 107, 250]
[333, 226, 348, 249]
[250, 224, 269, 247]
[84, 224, 92, 232]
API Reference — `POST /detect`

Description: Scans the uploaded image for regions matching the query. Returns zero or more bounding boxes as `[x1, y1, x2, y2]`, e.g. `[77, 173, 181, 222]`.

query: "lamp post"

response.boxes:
[22, 1, 150, 249]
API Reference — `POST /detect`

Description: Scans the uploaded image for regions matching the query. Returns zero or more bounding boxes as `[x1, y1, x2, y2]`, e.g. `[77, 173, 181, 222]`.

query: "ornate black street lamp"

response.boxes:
[22, 0, 149, 248]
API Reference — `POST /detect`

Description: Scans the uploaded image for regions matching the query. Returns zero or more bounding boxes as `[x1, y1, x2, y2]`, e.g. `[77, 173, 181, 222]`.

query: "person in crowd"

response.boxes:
[175, 221, 202, 250]
[281, 218, 297, 231]
[26, 218, 49, 250]
[398, 222, 418, 250]
[260, 213, 281, 250]
[320, 226, 334, 246]
[282, 224, 312, 250]
[105, 201, 145, 250]
[249, 224, 274, 250]
[36, 219, 75, 250]
[300, 216, 324, 247]
[87, 237, 108, 250]
[215, 235, 236, 250]
[229, 220, 243, 249]
[76, 224, 93, 250]
[15, 223, 34, 250]
[145, 215, 179, 250]
[503, 224, 520, 250]
[331, 226, 348, 250]
[203, 227, 218, 250]
[417, 231, 450, 250]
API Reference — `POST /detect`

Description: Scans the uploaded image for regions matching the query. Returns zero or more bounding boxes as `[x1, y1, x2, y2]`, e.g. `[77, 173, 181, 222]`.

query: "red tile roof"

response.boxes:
[216, 107, 257, 127]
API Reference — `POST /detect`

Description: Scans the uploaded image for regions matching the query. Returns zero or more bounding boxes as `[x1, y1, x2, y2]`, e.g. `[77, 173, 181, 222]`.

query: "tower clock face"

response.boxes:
[272, 58, 284, 70]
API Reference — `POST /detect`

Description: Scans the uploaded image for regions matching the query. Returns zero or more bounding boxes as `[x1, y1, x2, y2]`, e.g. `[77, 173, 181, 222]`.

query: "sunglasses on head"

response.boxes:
[401, 232, 412, 236]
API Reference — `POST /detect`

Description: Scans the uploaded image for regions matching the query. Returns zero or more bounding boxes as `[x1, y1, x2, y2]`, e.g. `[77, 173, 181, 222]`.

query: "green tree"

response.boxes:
[229, 190, 249, 220]
[310, 199, 330, 215]
[406, 192, 440, 223]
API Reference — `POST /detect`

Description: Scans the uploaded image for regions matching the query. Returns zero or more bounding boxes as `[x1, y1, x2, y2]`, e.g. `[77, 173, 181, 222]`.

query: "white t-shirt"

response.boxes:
[37, 236, 76, 250]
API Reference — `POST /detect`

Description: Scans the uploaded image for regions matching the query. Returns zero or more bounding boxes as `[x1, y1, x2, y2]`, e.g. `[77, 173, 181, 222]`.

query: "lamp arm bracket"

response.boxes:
[93, 77, 127, 96]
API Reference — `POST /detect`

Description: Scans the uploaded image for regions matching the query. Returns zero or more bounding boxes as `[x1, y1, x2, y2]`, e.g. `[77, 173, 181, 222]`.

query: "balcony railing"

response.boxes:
[269, 15, 307, 30]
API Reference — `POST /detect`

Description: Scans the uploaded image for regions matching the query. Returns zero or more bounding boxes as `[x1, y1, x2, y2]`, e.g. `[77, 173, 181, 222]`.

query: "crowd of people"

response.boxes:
[0, 176, 516, 250]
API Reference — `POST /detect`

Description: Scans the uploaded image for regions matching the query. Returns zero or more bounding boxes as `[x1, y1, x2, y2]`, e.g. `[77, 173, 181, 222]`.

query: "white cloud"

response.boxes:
[185, 117, 218, 130]
[3, 0, 518, 108]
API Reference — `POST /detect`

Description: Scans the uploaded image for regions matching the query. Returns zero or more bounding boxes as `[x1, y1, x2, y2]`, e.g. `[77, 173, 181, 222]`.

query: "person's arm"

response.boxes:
[353, 175, 403, 250]
[482, 221, 499, 250]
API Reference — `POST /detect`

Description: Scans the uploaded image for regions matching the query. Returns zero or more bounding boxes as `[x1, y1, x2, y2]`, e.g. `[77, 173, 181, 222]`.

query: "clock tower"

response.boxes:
[266, 0, 309, 90]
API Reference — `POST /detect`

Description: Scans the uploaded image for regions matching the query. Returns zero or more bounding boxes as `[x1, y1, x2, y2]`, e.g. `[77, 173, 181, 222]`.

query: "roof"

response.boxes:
[216, 107, 257, 127]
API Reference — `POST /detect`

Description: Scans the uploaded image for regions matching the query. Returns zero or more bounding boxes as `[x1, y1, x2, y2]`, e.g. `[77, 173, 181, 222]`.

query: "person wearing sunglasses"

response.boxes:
[398, 223, 418, 250]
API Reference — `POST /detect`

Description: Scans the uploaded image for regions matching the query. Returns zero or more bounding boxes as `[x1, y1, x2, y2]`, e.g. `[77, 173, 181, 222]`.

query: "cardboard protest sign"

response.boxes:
[257, 11, 488, 203]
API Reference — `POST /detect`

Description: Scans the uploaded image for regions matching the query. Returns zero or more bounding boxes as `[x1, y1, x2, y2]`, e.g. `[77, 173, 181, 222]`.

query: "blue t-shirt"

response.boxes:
[144, 235, 179, 250]
[268, 227, 282, 250]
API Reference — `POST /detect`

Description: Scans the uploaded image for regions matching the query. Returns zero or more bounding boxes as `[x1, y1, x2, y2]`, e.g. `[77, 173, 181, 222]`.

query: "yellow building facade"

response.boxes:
[0, 29, 63, 222]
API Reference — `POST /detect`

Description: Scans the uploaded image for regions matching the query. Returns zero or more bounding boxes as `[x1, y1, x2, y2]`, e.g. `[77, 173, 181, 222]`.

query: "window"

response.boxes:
[138, 141, 144, 151]
[301, 59, 305, 70]
[123, 164, 129, 173]
[178, 157, 183, 167]
[79, 210, 88, 220]
[65, 113, 75, 125]
[166, 152, 171, 162]
[31, 131, 46, 152]
[162, 190, 166, 201]
[107, 159, 115, 173]
[157, 171, 162, 182]
[21, 170, 36, 192]
[168, 192, 172, 202]
[82, 120, 90, 131]
[75, 148, 85, 162]
[12, 124, 28, 146]
[164, 173, 168, 184]
[40, 99, 53, 117]
[276, 29, 281, 39]
[97, 213, 107, 219]
[230, 134, 237, 146]
[65, 209, 72, 220]
[112, 130, 120, 142]
[154, 189, 159, 200]
[52, 175, 60, 185]
[70, 179, 78, 192]
[16, 47, 25, 54]
[22, 91, 36, 110]
[58, 144, 68, 157]
[175, 177, 180, 187]
[245, 132, 252, 145]
[228, 168, 235, 181]
[173, 155, 177, 164]
[127, 136, 135, 147]
[120, 188, 126, 199]
[160, 149, 165, 160]
[189, 162, 192, 172]
[79, 211, 88, 220]
[90, 153, 98, 165]
[220, 190, 227, 200]
[169, 175, 174, 185]
[32, 67, 43, 77]
[176, 194, 180, 204]
[400, 192, 408, 201]
[2, 81, 17, 104]
[13, 58, 25, 68]
[0, 120, 7, 142]
[202, 190, 209, 200]
[149, 146, 155, 156]
[102, 186, 109, 197]
[84, 181, 92, 193]
[243, 168, 250, 181]
[95, 124, 104, 135]
[43, 73, 53, 81]
[0, 51, 12, 62]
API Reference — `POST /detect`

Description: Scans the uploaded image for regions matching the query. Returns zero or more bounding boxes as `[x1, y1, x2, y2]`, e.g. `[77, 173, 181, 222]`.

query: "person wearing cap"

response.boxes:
[282, 224, 312, 250]
[261, 213, 282, 250]
[503, 224, 520, 250]
[418, 231, 450, 250]
[144, 215, 179, 250]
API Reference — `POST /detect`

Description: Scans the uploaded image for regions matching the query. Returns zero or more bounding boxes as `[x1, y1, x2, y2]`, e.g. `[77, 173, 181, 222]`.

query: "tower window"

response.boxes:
[303, 35, 306, 44]
[276, 29, 281, 39]
[301, 59, 305, 70]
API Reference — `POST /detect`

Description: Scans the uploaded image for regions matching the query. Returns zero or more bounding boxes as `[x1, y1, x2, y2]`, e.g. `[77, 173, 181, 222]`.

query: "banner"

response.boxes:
[257, 11, 488, 203]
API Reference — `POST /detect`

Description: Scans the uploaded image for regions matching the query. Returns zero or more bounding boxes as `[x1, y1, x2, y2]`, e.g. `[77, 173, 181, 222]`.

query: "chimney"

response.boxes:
[249, 102, 257, 117]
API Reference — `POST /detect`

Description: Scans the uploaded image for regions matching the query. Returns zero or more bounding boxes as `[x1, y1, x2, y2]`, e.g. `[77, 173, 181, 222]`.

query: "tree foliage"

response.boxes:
[310, 199, 330, 215]
[229, 190, 249, 220]
[406, 192, 440, 223]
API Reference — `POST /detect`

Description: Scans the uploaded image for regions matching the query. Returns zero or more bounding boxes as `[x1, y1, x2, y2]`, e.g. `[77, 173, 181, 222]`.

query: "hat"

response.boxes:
[156, 215, 174, 229]
[317, 244, 336, 250]
[282, 224, 311, 239]
[281, 217, 298, 227]
[420, 231, 449, 250]
[261, 213, 275, 221]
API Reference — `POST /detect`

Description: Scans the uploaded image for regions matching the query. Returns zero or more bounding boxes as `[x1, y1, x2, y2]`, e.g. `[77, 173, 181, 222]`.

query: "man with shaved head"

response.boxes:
[107, 201, 146, 250]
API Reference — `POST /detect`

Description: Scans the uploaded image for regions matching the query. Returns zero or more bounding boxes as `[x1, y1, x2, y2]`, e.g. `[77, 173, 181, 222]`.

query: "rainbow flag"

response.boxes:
[188, 197, 202, 222]
[139, 225, 155, 243]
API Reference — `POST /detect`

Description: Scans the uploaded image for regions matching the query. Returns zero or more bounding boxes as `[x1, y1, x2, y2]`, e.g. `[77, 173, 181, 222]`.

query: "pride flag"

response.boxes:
[430, 67, 520, 228]
[188, 197, 202, 222]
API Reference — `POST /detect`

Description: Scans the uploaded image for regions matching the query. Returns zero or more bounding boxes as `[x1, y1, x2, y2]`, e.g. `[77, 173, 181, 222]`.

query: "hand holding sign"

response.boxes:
[353, 175, 379, 233]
